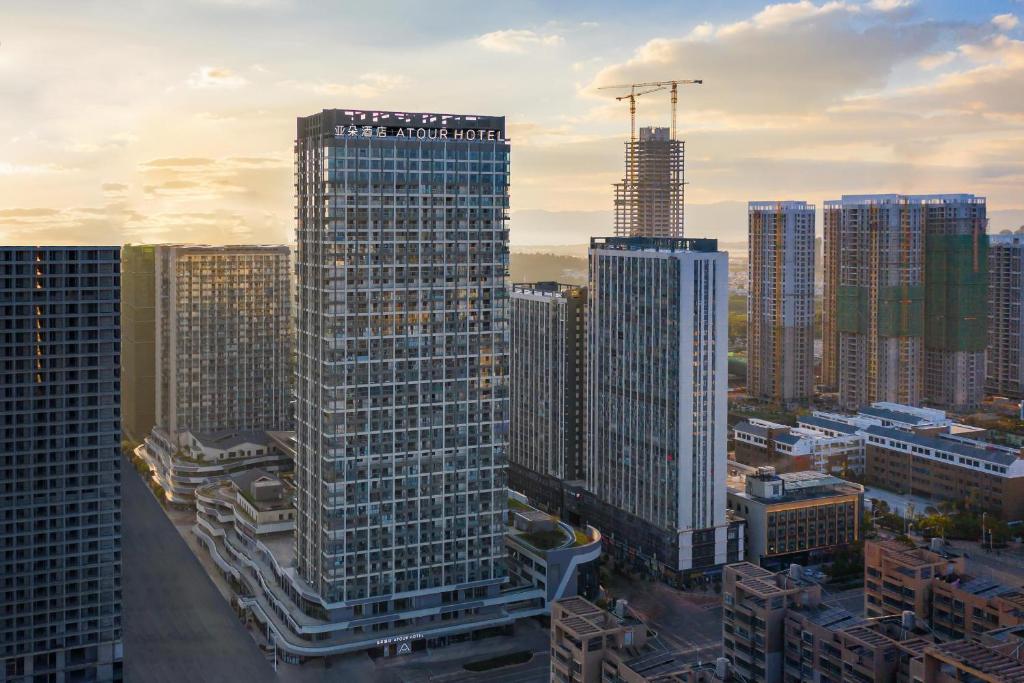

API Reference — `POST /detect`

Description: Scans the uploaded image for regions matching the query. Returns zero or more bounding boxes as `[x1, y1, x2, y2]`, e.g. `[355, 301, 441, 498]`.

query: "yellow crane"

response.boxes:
[598, 79, 703, 141]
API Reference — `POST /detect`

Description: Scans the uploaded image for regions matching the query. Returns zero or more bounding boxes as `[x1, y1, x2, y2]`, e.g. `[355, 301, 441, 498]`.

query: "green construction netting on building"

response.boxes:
[924, 233, 988, 352]
[836, 284, 924, 338]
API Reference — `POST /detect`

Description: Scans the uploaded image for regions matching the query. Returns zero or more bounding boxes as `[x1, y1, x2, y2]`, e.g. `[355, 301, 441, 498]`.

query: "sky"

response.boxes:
[2, 0, 1024, 246]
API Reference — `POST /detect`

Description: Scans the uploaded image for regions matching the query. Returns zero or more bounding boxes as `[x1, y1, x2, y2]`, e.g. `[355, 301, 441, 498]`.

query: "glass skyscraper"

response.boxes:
[291, 110, 518, 650]
[0, 247, 122, 681]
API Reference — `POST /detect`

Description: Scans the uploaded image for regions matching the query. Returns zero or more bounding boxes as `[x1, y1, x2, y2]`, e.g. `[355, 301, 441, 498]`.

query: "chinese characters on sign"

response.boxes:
[333, 125, 504, 141]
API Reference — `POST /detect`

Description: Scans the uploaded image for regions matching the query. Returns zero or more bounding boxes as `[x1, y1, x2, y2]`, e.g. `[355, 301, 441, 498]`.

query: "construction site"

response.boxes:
[600, 79, 699, 239]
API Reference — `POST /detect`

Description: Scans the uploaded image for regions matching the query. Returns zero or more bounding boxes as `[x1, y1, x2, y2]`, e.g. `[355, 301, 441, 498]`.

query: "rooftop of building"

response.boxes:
[927, 639, 1024, 681]
[796, 414, 863, 435]
[865, 424, 1022, 467]
[991, 232, 1024, 246]
[511, 281, 585, 297]
[555, 596, 641, 635]
[870, 539, 963, 568]
[859, 402, 949, 427]
[734, 418, 859, 445]
[792, 605, 866, 630]
[825, 193, 985, 206]
[748, 200, 815, 211]
[190, 429, 271, 451]
[730, 468, 863, 503]
[159, 244, 290, 253]
[936, 574, 1024, 607]
[590, 236, 719, 253]
[728, 562, 817, 595]
[299, 109, 506, 133]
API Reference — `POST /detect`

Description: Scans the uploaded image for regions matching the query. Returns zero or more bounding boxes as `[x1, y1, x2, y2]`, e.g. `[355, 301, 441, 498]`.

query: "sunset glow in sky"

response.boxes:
[2, 0, 1024, 245]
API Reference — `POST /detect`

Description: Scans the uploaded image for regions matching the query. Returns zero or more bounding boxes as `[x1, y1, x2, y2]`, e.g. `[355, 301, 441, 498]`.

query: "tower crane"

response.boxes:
[597, 84, 667, 143]
[598, 79, 703, 140]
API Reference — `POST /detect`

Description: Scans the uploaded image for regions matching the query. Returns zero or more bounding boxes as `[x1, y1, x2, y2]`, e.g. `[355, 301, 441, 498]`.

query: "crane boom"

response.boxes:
[598, 79, 702, 140]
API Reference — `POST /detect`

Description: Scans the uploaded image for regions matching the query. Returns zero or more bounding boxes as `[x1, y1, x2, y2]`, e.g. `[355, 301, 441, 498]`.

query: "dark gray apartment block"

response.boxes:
[1, 247, 122, 682]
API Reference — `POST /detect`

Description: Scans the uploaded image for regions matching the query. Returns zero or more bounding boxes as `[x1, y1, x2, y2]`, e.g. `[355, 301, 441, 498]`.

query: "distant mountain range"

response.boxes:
[509, 203, 1024, 251]
[508, 202, 749, 246]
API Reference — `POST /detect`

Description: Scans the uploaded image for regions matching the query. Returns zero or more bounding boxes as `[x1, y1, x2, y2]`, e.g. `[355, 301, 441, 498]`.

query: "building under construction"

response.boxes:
[987, 234, 1024, 398]
[614, 126, 685, 238]
[822, 194, 988, 412]
[747, 201, 815, 406]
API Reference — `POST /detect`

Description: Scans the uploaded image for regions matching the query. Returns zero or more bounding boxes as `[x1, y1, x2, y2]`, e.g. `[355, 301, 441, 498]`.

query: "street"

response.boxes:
[121, 456, 278, 683]
[607, 575, 724, 663]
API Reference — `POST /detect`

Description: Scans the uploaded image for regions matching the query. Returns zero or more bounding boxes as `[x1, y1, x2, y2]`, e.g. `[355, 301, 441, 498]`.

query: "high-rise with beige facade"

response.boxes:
[987, 234, 1024, 398]
[822, 194, 987, 412]
[747, 201, 815, 405]
[151, 244, 294, 442]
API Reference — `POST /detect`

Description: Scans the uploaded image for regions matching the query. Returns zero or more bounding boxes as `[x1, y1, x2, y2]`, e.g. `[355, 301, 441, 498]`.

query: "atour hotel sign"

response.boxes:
[334, 125, 504, 141]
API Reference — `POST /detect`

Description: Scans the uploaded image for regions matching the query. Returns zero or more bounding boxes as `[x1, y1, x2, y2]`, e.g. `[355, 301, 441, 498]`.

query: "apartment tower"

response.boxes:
[747, 201, 815, 405]
[509, 282, 586, 510]
[614, 127, 685, 238]
[120, 244, 156, 442]
[987, 234, 1024, 398]
[0, 247, 123, 681]
[823, 194, 987, 412]
[151, 244, 294, 442]
[587, 236, 732, 572]
[293, 110, 512, 641]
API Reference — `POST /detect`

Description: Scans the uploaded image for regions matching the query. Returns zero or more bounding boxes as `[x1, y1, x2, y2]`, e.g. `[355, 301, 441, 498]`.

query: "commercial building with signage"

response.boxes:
[197, 109, 549, 659]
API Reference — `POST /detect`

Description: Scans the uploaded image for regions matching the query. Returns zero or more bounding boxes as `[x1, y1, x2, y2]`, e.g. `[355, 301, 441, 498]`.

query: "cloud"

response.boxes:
[474, 29, 564, 54]
[187, 66, 248, 89]
[993, 13, 1020, 31]
[138, 154, 290, 202]
[143, 157, 217, 167]
[918, 51, 957, 70]
[282, 73, 406, 99]
[585, 2, 954, 115]
[868, 0, 915, 11]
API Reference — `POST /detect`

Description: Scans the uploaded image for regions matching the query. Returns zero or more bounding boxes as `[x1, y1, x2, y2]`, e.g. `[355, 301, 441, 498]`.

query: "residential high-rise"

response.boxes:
[987, 234, 1024, 398]
[152, 244, 293, 439]
[586, 236, 737, 574]
[747, 201, 815, 405]
[120, 244, 156, 442]
[614, 127, 684, 238]
[821, 202, 841, 390]
[1, 247, 123, 681]
[292, 109, 518, 647]
[822, 194, 987, 412]
[509, 281, 586, 510]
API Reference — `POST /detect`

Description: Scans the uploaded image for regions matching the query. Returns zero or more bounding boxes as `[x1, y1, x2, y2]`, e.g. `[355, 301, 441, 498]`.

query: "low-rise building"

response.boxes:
[551, 596, 728, 683]
[783, 607, 931, 683]
[865, 539, 964, 619]
[932, 575, 1024, 641]
[864, 426, 1024, 520]
[140, 428, 295, 504]
[196, 469, 296, 540]
[727, 468, 863, 567]
[505, 496, 602, 606]
[733, 419, 864, 475]
[724, 554, 1024, 683]
[722, 562, 822, 683]
[865, 538, 1024, 643]
[914, 636, 1024, 682]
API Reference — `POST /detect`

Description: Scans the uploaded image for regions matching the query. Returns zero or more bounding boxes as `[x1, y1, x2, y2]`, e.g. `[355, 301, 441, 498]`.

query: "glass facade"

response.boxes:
[293, 111, 511, 613]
